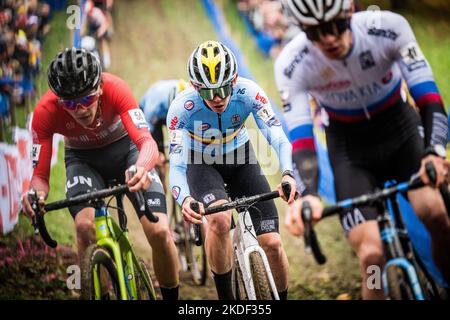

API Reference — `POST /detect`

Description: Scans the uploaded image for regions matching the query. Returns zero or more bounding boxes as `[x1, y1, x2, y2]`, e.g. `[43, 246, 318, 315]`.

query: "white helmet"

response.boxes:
[188, 40, 237, 89]
[284, 0, 352, 26]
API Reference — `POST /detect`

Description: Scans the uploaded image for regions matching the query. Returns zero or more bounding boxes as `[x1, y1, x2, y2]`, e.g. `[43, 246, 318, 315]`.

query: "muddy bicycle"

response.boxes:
[29, 178, 158, 300]
[190, 182, 291, 300]
[301, 165, 449, 300]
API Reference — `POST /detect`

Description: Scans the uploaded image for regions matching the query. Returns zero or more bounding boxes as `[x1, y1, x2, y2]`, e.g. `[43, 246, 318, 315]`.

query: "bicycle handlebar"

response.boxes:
[189, 182, 292, 246]
[30, 182, 159, 248]
[302, 173, 427, 265]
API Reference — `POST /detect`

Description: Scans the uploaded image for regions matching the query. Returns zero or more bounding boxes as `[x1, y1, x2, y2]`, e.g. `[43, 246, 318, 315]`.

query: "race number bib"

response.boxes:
[128, 109, 149, 129]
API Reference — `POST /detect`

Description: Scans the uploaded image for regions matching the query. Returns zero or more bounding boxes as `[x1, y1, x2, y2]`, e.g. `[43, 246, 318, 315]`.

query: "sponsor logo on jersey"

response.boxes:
[367, 27, 399, 41]
[400, 42, 426, 72]
[260, 219, 276, 232]
[359, 50, 376, 70]
[31, 144, 41, 168]
[237, 88, 246, 95]
[341, 208, 366, 234]
[231, 114, 241, 124]
[311, 80, 351, 92]
[200, 123, 211, 131]
[66, 176, 93, 190]
[184, 100, 194, 111]
[128, 109, 149, 129]
[252, 102, 262, 110]
[255, 92, 268, 105]
[203, 193, 216, 205]
[147, 198, 161, 207]
[172, 186, 180, 200]
[257, 107, 280, 127]
[66, 122, 76, 130]
[169, 116, 179, 130]
[381, 71, 393, 84]
[169, 130, 183, 154]
[283, 47, 309, 79]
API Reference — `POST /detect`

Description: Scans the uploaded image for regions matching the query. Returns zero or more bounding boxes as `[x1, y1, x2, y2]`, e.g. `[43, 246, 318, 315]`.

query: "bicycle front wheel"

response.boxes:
[233, 259, 248, 300]
[134, 258, 157, 300]
[249, 251, 273, 300]
[386, 265, 415, 300]
[81, 245, 120, 300]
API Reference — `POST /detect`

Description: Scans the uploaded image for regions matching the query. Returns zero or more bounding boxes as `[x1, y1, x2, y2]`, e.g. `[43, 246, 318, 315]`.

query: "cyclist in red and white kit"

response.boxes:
[21, 48, 179, 300]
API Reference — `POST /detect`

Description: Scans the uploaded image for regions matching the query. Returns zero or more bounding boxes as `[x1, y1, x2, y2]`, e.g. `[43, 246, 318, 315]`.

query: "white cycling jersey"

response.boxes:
[275, 10, 445, 152]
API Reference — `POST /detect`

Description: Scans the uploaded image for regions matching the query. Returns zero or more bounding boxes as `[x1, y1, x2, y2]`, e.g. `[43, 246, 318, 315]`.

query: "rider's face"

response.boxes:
[203, 94, 232, 113]
[199, 77, 237, 113]
[313, 28, 353, 60]
[303, 12, 353, 60]
[63, 87, 102, 127]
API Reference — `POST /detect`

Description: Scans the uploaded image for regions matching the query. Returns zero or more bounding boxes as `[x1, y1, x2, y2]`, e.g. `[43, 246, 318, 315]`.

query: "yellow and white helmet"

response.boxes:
[187, 40, 237, 89]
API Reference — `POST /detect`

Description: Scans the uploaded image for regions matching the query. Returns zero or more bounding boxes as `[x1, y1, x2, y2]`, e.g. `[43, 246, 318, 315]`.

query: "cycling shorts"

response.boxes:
[325, 100, 424, 235]
[186, 142, 279, 235]
[64, 135, 166, 219]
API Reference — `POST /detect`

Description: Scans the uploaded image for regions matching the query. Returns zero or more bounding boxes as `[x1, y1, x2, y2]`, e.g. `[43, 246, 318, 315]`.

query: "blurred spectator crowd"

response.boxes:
[237, 0, 300, 58]
[0, 0, 52, 129]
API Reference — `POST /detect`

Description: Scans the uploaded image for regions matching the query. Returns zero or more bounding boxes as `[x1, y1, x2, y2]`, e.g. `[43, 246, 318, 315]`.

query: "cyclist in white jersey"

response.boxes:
[275, 0, 450, 298]
[168, 40, 298, 299]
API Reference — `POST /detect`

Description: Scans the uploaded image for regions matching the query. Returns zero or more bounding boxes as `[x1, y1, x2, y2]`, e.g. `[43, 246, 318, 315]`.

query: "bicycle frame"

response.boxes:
[92, 202, 156, 300]
[231, 209, 280, 300]
[304, 174, 447, 300]
[376, 197, 425, 300]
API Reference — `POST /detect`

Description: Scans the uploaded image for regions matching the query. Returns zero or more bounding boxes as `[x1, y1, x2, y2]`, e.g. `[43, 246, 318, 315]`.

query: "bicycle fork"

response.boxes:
[378, 206, 425, 300]
[94, 207, 129, 300]
[232, 211, 279, 300]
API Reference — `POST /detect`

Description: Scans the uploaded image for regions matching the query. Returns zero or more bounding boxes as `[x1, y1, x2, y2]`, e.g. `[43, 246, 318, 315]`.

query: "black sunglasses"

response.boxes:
[302, 18, 350, 42]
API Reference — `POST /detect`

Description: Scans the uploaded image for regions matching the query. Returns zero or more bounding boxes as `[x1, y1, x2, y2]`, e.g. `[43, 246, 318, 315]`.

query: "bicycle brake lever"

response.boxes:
[425, 161, 437, 185]
[189, 201, 203, 246]
[27, 189, 39, 235]
[281, 181, 292, 200]
[301, 201, 313, 252]
[127, 165, 159, 223]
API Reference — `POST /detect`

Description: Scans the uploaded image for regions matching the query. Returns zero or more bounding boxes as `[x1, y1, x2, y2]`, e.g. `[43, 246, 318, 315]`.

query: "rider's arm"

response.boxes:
[166, 105, 191, 206]
[274, 56, 318, 196]
[112, 77, 158, 171]
[387, 12, 447, 148]
[248, 86, 293, 174]
[29, 105, 55, 197]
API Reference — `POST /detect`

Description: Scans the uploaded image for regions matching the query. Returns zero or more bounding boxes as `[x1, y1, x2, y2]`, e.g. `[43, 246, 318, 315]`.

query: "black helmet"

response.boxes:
[47, 47, 101, 99]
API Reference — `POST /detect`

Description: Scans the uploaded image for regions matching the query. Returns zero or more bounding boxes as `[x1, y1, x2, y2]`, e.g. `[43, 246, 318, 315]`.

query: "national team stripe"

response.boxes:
[289, 124, 314, 142]
[292, 137, 315, 152]
[322, 80, 402, 122]
[410, 81, 443, 108]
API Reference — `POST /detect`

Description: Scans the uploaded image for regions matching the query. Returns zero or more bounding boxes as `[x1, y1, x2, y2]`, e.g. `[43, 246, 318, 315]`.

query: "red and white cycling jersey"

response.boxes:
[31, 73, 158, 193]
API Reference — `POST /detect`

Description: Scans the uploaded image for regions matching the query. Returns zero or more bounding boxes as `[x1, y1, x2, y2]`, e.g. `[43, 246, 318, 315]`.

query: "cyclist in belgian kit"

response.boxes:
[276, 0, 450, 298]
[168, 40, 298, 299]
[21, 48, 180, 300]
